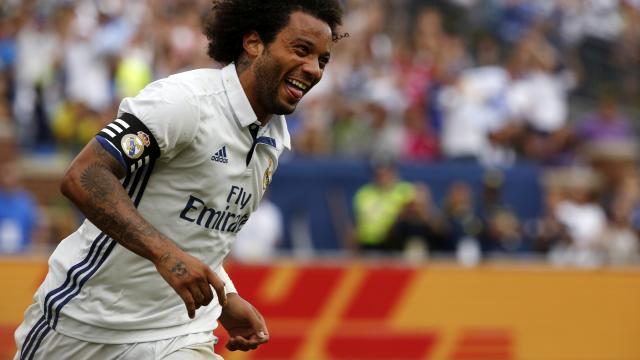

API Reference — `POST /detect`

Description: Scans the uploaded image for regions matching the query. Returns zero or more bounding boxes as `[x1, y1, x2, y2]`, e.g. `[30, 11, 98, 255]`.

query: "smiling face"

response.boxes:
[246, 11, 333, 119]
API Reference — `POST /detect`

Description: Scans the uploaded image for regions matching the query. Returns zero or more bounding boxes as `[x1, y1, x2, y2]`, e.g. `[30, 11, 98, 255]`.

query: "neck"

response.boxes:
[236, 56, 271, 124]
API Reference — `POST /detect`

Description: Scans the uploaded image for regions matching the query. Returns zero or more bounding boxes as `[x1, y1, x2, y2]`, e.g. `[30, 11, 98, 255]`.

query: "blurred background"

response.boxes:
[1, 0, 640, 359]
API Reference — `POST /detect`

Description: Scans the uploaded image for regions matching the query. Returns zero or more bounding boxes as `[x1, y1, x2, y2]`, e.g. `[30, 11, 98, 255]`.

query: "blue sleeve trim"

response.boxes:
[256, 136, 277, 148]
[96, 135, 127, 170]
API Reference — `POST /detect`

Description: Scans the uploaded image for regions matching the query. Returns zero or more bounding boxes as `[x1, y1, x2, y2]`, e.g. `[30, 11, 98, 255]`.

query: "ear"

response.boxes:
[242, 31, 264, 59]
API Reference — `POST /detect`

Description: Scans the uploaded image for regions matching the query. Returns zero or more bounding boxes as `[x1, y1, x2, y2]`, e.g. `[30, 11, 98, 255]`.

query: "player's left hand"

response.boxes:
[219, 293, 269, 352]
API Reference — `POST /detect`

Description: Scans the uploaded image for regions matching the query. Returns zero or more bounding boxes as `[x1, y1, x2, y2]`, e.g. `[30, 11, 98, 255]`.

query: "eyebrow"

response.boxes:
[293, 37, 331, 58]
[293, 37, 315, 48]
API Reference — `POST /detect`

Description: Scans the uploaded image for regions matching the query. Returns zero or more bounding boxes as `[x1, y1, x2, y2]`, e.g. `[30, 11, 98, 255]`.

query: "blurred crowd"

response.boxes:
[296, 0, 640, 164]
[0, 0, 639, 264]
[0, 0, 214, 154]
[337, 0, 640, 265]
[352, 161, 640, 266]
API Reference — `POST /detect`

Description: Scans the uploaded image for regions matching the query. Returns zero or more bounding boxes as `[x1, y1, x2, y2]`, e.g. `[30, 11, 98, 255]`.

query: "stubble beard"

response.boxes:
[253, 51, 295, 116]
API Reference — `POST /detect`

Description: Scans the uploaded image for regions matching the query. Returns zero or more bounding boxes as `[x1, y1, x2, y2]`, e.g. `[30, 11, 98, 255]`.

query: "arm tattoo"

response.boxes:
[171, 261, 188, 277]
[79, 163, 112, 204]
[78, 144, 158, 258]
[159, 253, 189, 278]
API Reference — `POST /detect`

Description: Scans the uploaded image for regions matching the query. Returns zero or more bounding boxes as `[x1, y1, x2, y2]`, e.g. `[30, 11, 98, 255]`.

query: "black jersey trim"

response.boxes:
[96, 113, 161, 175]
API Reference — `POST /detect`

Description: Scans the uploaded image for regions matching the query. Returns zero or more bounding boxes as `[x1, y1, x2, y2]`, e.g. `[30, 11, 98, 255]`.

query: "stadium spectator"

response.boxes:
[13, 4, 61, 152]
[353, 158, 415, 252]
[565, 0, 625, 97]
[577, 94, 638, 192]
[330, 99, 372, 158]
[576, 93, 635, 144]
[441, 180, 483, 252]
[551, 167, 608, 266]
[597, 174, 640, 264]
[115, 27, 154, 99]
[292, 100, 333, 157]
[618, 0, 640, 102]
[0, 160, 39, 253]
[478, 170, 525, 253]
[361, 93, 406, 161]
[51, 101, 108, 154]
[502, 30, 574, 164]
[527, 185, 572, 255]
[401, 104, 439, 162]
[603, 191, 640, 264]
[437, 65, 515, 166]
[0, 70, 11, 128]
[386, 183, 448, 256]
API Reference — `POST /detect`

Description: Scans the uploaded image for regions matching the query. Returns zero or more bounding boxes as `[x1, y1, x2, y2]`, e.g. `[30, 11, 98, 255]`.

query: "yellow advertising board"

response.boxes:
[1, 257, 639, 360]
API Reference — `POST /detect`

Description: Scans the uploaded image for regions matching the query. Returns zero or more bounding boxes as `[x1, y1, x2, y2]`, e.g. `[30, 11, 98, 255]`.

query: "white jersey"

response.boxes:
[29, 63, 290, 344]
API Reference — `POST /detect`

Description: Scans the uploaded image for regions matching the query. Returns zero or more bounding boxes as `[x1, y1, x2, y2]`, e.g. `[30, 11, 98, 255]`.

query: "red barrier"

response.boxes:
[2, 258, 640, 360]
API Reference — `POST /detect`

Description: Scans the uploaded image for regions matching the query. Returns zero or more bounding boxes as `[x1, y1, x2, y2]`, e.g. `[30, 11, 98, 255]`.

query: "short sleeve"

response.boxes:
[96, 79, 200, 175]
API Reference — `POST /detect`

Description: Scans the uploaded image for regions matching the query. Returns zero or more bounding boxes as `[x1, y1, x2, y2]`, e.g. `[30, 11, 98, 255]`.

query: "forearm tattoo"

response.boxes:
[78, 142, 158, 258]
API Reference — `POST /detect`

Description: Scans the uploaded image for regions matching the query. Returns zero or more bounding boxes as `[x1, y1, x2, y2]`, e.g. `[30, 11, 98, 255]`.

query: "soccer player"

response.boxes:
[14, 1, 343, 359]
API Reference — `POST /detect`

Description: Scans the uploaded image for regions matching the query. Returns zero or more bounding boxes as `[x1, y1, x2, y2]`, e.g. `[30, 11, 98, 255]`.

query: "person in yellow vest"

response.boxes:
[353, 158, 415, 252]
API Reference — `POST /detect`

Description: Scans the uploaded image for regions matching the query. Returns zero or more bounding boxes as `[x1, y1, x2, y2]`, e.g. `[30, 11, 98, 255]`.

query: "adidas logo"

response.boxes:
[211, 146, 229, 164]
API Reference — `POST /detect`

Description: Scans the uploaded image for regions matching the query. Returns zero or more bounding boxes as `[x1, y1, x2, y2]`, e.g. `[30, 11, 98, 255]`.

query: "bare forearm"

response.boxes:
[60, 139, 226, 317]
[61, 141, 174, 263]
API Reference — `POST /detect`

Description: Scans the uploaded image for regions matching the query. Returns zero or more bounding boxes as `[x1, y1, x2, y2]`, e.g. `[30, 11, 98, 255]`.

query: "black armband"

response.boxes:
[96, 113, 161, 174]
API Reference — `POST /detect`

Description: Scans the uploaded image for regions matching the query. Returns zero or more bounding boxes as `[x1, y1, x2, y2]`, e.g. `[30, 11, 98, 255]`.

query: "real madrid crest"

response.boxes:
[121, 133, 145, 159]
[263, 158, 273, 191]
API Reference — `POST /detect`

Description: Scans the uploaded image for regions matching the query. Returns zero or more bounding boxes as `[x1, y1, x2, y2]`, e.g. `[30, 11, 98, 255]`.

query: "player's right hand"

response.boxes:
[154, 249, 227, 319]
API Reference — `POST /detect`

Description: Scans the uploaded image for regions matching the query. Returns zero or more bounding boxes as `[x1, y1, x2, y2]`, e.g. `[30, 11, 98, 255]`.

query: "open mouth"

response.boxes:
[284, 77, 309, 100]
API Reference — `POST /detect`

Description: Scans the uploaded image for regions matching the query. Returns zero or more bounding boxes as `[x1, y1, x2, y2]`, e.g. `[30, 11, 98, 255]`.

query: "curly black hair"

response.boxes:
[203, 0, 344, 65]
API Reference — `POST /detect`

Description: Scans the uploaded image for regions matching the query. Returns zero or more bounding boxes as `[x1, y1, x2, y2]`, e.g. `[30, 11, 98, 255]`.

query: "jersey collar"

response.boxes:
[222, 63, 291, 150]
[221, 63, 257, 127]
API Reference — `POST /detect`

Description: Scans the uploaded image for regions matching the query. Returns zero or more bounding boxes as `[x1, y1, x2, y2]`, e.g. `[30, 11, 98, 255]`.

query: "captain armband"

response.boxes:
[95, 113, 161, 175]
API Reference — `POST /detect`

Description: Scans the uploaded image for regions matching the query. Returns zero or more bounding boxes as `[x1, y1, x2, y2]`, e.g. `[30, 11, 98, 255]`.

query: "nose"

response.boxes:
[302, 57, 323, 82]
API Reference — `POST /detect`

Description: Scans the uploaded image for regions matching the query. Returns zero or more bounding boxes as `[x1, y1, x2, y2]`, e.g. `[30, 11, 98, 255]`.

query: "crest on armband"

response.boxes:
[121, 134, 145, 159]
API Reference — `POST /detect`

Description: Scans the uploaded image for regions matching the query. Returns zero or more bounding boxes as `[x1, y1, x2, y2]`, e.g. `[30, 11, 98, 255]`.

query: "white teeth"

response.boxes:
[287, 79, 307, 91]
